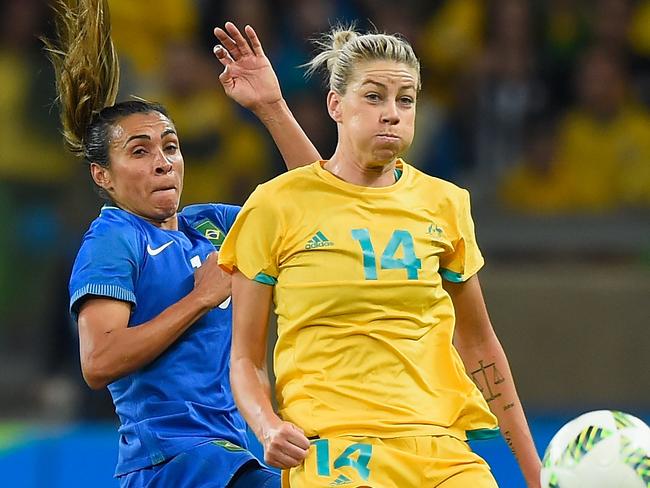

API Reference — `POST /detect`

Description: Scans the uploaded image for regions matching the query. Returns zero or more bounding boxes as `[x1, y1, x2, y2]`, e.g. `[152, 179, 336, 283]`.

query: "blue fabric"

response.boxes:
[253, 272, 278, 285]
[228, 460, 279, 488]
[118, 440, 275, 488]
[69, 204, 248, 477]
[439, 267, 465, 283]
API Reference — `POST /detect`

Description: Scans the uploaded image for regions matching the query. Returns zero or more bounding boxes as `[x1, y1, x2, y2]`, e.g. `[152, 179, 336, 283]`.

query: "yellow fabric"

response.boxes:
[555, 107, 650, 209]
[499, 160, 574, 213]
[630, 1, 650, 56]
[420, 0, 484, 72]
[220, 160, 497, 440]
[110, 0, 197, 75]
[418, 0, 485, 105]
[282, 435, 496, 488]
[0, 51, 71, 182]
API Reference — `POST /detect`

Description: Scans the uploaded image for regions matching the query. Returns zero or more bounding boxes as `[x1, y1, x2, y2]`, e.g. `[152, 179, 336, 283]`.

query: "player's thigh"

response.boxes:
[283, 436, 417, 488]
[427, 436, 498, 488]
[436, 464, 498, 488]
[228, 460, 279, 488]
[283, 435, 498, 488]
[120, 440, 258, 488]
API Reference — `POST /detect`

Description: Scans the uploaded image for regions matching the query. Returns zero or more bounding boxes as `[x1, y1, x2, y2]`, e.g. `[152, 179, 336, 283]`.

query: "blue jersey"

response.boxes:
[69, 204, 252, 477]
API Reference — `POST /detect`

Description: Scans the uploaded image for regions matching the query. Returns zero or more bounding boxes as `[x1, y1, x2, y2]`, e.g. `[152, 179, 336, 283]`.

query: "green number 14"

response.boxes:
[351, 228, 422, 280]
[312, 439, 372, 480]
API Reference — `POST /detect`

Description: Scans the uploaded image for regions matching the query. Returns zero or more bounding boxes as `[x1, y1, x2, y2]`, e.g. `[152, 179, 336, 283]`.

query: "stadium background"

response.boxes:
[0, 0, 648, 486]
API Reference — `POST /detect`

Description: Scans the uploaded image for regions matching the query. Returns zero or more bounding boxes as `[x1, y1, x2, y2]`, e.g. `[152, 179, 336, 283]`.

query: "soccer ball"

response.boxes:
[540, 410, 650, 488]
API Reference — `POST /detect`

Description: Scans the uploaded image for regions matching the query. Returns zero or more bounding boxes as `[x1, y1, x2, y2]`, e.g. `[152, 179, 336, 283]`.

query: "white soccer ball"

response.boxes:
[541, 410, 650, 488]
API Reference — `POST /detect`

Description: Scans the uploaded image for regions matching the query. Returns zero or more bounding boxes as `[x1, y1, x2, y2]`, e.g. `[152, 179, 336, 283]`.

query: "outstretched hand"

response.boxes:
[213, 22, 282, 113]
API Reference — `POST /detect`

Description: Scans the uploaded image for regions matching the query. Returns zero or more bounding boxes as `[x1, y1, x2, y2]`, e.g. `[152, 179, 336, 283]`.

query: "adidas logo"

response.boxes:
[330, 474, 352, 486]
[305, 231, 334, 249]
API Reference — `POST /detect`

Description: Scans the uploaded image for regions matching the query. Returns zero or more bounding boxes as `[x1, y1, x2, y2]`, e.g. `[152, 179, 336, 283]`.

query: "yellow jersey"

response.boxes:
[220, 160, 498, 441]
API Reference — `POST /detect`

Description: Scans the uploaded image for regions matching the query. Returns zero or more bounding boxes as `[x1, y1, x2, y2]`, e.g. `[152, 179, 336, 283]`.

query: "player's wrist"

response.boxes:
[186, 288, 217, 313]
[252, 98, 288, 124]
[256, 412, 283, 443]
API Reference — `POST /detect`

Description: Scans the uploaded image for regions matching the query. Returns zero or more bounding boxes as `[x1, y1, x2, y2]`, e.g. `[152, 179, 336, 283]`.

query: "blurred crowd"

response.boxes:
[0, 0, 649, 418]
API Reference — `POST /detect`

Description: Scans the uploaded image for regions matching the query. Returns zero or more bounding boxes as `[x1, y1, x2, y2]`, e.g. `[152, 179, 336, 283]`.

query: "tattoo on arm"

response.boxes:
[504, 430, 518, 459]
[503, 402, 515, 411]
[469, 359, 505, 403]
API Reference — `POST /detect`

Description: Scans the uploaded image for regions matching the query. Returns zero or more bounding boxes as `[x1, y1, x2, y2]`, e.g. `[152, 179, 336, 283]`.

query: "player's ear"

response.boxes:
[90, 163, 113, 191]
[327, 90, 343, 123]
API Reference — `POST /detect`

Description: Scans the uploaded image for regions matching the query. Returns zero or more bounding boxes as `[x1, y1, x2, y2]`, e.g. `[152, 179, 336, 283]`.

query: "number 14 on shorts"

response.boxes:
[311, 439, 372, 483]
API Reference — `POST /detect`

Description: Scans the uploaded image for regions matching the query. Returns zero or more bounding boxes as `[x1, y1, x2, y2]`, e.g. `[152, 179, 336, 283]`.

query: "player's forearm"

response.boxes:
[230, 356, 279, 443]
[82, 292, 212, 389]
[498, 406, 542, 488]
[458, 337, 542, 487]
[229, 272, 281, 443]
[253, 98, 321, 170]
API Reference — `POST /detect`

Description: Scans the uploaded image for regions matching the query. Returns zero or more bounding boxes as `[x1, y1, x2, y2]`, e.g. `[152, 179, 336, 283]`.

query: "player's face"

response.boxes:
[329, 60, 418, 167]
[92, 112, 184, 228]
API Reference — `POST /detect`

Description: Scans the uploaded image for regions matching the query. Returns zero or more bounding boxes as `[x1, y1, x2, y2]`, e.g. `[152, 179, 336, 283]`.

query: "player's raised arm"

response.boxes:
[446, 275, 542, 488]
[213, 22, 320, 170]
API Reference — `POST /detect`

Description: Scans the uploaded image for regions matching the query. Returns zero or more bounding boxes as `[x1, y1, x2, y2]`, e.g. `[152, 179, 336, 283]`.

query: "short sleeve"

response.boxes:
[69, 225, 140, 321]
[219, 186, 281, 285]
[438, 189, 484, 282]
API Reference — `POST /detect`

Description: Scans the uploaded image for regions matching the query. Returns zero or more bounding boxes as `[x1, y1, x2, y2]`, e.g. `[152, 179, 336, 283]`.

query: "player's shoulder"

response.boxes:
[82, 206, 143, 249]
[180, 203, 238, 225]
[406, 163, 469, 201]
[179, 202, 240, 239]
[87, 205, 139, 235]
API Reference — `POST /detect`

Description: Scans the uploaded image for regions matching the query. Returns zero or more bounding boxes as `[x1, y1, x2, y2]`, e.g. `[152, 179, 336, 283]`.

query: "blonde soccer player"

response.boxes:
[220, 27, 542, 488]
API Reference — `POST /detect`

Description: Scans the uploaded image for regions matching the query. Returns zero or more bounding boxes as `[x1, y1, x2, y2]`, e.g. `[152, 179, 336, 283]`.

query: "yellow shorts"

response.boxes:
[282, 435, 498, 488]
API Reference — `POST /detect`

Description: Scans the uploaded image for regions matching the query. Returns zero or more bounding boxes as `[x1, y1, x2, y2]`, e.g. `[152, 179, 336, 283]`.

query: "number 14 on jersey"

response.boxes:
[351, 228, 422, 280]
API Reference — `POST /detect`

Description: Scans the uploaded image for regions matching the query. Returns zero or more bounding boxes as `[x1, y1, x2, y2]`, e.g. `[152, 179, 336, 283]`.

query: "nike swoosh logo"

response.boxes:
[146, 241, 174, 256]
[218, 296, 231, 310]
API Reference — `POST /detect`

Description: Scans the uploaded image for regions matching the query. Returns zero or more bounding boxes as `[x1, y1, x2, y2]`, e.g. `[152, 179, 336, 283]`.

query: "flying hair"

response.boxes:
[43, 0, 120, 157]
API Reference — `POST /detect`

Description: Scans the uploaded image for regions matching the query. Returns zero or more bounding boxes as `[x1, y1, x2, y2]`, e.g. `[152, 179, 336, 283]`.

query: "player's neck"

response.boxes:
[326, 148, 397, 188]
[115, 203, 179, 231]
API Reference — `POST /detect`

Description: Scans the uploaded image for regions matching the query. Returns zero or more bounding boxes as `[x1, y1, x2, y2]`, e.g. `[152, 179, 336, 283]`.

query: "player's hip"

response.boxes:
[282, 435, 497, 488]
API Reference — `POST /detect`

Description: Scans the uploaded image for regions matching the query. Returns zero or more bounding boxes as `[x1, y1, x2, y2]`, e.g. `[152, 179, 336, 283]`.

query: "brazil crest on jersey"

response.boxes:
[69, 203, 254, 477]
[220, 160, 499, 441]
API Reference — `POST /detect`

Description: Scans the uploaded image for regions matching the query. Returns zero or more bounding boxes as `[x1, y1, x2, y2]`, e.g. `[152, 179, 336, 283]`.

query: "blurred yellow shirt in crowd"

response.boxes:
[557, 107, 650, 209]
[419, 0, 485, 105]
[110, 0, 197, 75]
[0, 51, 70, 182]
[630, 0, 650, 56]
[502, 106, 650, 212]
[420, 0, 484, 71]
[500, 162, 573, 213]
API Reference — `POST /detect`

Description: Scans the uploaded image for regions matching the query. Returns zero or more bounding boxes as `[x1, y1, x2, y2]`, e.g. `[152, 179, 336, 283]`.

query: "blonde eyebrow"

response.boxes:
[360, 79, 417, 91]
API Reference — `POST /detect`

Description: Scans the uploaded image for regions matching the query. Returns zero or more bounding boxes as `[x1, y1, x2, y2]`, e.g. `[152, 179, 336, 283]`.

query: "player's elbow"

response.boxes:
[82, 372, 108, 390]
[80, 356, 112, 390]
[82, 367, 109, 390]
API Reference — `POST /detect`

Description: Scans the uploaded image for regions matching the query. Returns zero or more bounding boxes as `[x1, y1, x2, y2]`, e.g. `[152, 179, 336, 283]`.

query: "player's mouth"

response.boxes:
[152, 185, 177, 195]
[375, 133, 401, 142]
